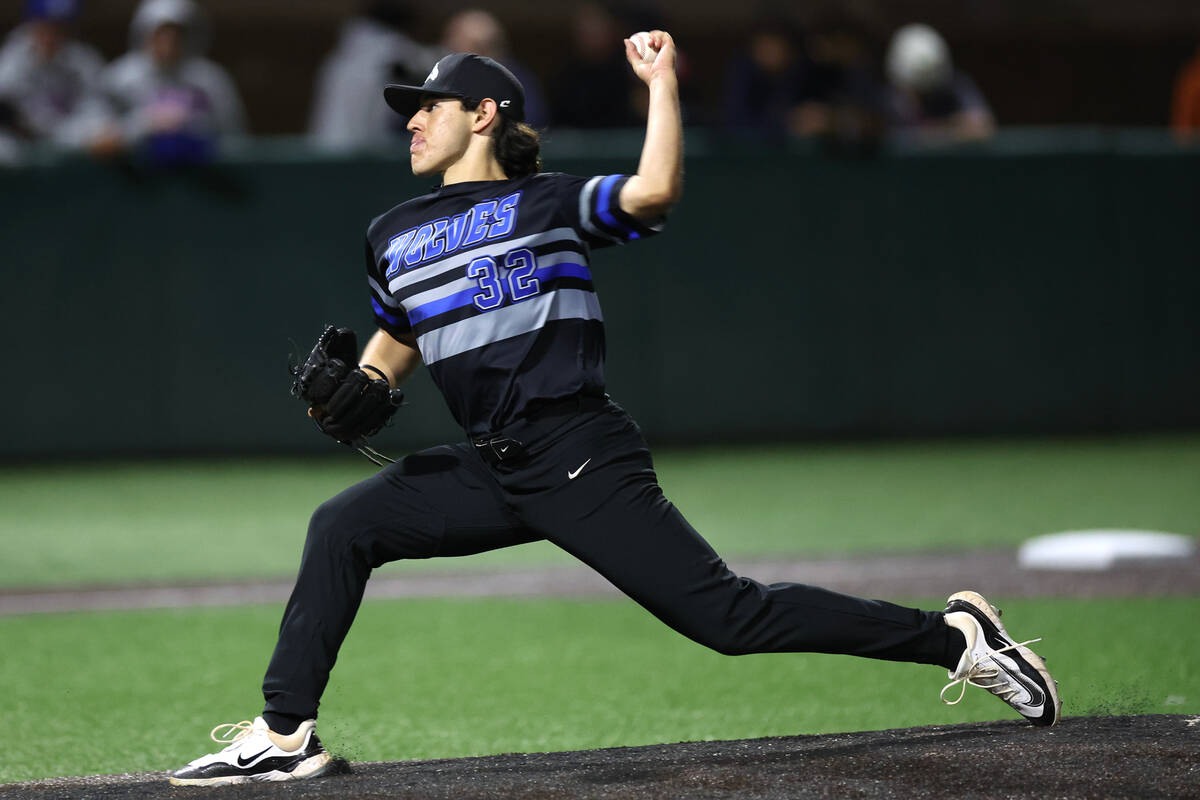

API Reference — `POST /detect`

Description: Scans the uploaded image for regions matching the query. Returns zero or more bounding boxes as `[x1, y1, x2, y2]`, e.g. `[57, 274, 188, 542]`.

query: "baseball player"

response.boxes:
[170, 32, 1060, 786]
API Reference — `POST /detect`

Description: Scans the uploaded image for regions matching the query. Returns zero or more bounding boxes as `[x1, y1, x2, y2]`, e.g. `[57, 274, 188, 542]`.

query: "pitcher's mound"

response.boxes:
[4, 715, 1196, 799]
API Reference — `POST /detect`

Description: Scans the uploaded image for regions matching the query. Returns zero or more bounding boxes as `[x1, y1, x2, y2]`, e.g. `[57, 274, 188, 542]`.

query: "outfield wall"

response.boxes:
[3, 132, 1198, 456]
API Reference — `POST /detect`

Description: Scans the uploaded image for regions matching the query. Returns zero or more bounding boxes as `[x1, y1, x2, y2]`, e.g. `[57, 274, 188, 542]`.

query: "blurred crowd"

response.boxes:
[0, 0, 243, 165]
[2, 0, 1198, 166]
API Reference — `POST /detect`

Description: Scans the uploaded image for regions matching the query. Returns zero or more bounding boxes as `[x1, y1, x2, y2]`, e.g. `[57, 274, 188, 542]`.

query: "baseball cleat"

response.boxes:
[169, 716, 334, 786]
[941, 590, 1061, 726]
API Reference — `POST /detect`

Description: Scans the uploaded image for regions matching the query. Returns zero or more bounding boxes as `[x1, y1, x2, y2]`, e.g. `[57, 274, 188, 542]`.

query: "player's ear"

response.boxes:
[472, 99, 500, 133]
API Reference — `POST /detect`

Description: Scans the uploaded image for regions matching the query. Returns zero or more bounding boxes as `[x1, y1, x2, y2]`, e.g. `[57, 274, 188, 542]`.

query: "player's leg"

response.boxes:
[507, 403, 1058, 724]
[172, 443, 535, 786]
[263, 442, 534, 726]
[507, 406, 954, 663]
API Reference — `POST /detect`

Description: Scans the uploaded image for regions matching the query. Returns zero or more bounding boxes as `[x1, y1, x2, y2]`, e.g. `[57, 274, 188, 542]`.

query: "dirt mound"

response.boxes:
[4, 715, 1195, 799]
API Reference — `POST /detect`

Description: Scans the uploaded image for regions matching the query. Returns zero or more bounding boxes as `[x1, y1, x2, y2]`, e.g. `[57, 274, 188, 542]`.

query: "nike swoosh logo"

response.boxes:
[236, 746, 274, 767]
[567, 458, 591, 480]
[996, 658, 1045, 707]
[1003, 662, 1041, 705]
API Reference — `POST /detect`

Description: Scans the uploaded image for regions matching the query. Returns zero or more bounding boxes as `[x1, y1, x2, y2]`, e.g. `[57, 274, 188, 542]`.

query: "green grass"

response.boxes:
[1, 434, 1198, 588]
[1, 596, 1197, 783]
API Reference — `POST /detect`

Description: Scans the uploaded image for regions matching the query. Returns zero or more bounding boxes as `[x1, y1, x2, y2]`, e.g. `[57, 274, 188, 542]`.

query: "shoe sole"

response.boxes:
[169, 752, 335, 787]
[947, 590, 1062, 727]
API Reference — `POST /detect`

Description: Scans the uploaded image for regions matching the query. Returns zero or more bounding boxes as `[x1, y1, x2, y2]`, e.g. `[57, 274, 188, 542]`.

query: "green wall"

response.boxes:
[3, 134, 1198, 456]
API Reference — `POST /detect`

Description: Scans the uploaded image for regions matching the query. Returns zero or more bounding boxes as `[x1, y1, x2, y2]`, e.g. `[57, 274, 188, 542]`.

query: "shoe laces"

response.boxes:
[210, 720, 256, 747]
[940, 637, 1042, 706]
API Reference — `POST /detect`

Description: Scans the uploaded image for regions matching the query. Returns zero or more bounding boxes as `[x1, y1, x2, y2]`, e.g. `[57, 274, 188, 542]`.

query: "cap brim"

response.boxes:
[383, 84, 465, 118]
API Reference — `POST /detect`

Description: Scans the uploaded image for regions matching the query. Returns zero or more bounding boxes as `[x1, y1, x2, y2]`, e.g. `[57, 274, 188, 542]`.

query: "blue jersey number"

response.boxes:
[467, 256, 504, 311]
[468, 247, 542, 312]
[505, 248, 540, 301]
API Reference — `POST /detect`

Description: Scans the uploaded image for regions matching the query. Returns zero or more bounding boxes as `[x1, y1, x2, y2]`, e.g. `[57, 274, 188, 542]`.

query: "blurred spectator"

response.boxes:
[99, 0, 247, 165]
[1170, 45, 1200, 142]
[0, 0, 113, 161]
[309, 0, 439, 152]
[442, 9, 549, 129]
[722, 19, 809, 138]
[723, 14, 883, 149]
[884, 23, 993, 144]
[798, 14, 886, 150]
[550, 2, 639, 128]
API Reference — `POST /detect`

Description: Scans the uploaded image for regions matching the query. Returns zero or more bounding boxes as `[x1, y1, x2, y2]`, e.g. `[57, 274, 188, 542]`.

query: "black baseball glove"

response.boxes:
[291, 325, 404, 445]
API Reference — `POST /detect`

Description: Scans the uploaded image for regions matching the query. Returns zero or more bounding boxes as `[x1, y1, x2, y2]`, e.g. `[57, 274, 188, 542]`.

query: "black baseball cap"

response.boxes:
[384, 53, 526, 122]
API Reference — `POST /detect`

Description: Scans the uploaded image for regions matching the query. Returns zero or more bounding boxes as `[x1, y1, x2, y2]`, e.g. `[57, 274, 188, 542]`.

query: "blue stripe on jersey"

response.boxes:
[406, 258, 594, 325]
[371, 296, 406, 326]
[407, 287, 480, 325]
[595, 174, 640, 240]
[535, 260, 592, 283]
[368, 276, 401, 307]
[387, 227, 582, 294]
[404, 250, 588, 312]
[578, 177, 622, 244]
[417, 288, 603, 365]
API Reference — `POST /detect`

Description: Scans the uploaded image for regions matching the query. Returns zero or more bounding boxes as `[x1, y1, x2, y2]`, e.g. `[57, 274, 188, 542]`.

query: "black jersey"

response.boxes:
[365, 172, 662, 436]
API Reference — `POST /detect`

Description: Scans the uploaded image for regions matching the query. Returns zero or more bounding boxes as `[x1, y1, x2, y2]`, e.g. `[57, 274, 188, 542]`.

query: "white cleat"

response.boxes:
[941, 590, 1062, 727]
[169, 716, 334, 786]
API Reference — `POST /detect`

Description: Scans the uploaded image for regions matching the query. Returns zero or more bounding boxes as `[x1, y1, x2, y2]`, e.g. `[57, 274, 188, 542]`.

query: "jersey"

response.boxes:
[365, 172, 662, 436]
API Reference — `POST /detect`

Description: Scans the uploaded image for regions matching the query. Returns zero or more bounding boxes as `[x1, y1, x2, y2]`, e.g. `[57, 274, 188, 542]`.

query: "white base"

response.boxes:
[1017, 530, 1195, 571]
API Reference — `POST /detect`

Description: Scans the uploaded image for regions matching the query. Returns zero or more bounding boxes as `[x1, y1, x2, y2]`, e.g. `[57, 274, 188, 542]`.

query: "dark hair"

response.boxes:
[462, 97, 542, 178]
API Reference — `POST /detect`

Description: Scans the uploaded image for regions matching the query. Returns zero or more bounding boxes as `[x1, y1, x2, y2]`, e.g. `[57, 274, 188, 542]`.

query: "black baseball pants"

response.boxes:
[262, 398, 962, 723]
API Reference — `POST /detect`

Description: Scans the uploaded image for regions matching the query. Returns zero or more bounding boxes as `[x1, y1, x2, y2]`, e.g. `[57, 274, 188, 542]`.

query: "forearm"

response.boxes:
[630, 76, 683, 209]
[619, 32, 684, 219]
[359, 329, 422, 387]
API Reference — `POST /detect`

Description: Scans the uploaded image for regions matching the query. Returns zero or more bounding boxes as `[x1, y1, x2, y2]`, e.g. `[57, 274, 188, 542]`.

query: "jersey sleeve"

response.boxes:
[364, 236, 413, 338]
[556, 173, 665, 249]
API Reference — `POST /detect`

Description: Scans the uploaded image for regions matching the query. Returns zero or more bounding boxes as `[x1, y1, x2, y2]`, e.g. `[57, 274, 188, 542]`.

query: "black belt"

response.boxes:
[472, 394, 607, 466]
[473, 434, 526, 465]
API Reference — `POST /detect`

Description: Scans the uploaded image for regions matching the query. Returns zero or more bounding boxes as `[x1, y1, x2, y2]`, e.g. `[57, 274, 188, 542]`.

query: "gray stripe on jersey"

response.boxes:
[404, 250, 587, 312]
[579, 175, 624, 244]
[387, 227, 582, 294]
[418, 289, 604, 365]
[368, 276, 402, 307]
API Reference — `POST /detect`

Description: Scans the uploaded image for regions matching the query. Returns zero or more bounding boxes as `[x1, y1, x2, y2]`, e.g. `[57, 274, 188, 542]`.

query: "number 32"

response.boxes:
[467, 247, 540, 311]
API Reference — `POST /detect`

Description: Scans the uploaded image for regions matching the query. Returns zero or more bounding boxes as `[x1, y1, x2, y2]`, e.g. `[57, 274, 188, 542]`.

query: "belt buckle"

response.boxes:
[476, 435, 522, 463]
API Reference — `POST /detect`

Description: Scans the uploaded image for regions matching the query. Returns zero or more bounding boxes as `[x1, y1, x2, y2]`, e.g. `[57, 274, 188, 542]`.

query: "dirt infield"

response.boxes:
[3, 548, 1198, 615]
[3, 715, 1196, 799]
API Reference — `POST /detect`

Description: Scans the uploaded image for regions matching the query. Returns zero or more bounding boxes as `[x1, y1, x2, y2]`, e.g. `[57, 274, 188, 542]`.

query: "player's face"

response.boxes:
[407, 98, 474, 177]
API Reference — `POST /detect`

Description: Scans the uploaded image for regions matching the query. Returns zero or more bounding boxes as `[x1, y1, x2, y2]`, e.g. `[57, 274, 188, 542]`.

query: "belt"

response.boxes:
[472, 393, 607, 466]
[473, 434, 525, 465]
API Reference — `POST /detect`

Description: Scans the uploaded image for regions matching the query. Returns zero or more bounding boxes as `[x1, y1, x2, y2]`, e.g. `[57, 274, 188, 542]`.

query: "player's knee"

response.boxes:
[306, 495, 356, 552]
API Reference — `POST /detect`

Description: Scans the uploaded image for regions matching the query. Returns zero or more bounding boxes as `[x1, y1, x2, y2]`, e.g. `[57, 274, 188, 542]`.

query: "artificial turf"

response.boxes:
[1, 596, 1197, 784]
[1, 436, 1195, 783]
[2, 433, 1198, 588]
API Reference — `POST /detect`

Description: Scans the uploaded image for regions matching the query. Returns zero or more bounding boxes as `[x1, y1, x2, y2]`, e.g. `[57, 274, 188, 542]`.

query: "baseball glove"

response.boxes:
[291, 325, 404, 446]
